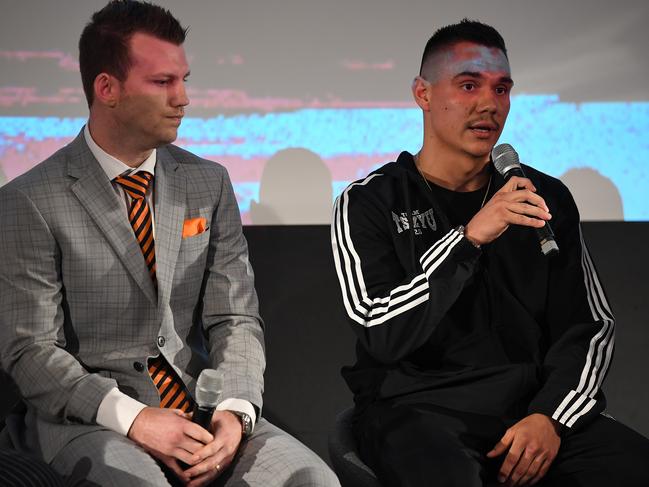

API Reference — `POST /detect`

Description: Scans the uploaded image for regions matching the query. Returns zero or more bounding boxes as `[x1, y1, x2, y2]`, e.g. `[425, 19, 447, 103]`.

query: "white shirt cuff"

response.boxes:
[216, 398, 257, 428]
[96, 387, 148, 436]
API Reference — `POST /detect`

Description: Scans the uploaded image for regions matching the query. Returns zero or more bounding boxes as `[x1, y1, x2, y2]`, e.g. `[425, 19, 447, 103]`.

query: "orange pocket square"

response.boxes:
[182, 217, 207, 238]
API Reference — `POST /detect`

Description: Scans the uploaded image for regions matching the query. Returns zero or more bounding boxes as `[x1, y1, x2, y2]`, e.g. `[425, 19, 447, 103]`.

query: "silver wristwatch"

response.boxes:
[230, 410, 253, 437]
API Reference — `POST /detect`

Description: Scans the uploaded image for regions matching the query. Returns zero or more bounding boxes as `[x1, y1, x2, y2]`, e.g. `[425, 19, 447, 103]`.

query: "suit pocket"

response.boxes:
[182, 217, 208, 238]
[179, 229, 210, 253]
[176, 230, 210, 283]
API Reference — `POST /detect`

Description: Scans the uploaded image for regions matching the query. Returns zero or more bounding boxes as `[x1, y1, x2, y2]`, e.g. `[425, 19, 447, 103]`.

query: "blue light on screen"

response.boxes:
[1, 95, 647, 220]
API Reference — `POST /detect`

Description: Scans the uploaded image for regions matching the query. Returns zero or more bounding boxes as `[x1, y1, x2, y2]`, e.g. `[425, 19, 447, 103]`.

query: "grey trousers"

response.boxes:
[50, 418, 340, 487]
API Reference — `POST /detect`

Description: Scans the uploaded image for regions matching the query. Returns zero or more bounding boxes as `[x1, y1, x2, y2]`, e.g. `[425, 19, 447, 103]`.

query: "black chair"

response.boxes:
[329, 406, 504, 487]
[0, 449, 65, 487]
[328, 407, 383, 487]
[1, 371, 66, 486]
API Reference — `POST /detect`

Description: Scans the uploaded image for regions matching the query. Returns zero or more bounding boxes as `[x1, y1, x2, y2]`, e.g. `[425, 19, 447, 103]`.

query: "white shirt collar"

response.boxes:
[84, 124, 157, 180]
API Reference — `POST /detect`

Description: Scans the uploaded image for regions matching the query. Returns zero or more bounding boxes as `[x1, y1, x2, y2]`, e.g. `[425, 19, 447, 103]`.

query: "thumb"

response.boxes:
[486, 430, 513, 458]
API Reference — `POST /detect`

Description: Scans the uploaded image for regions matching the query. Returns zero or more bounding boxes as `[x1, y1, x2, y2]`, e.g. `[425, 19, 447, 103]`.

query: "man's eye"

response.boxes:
[496, 86, 509, 95]
[461, 83, 476, 91]
[154, 80, 169, 86]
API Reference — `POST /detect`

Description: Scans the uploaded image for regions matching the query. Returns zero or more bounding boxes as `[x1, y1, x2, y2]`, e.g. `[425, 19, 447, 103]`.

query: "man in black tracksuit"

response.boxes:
[332, 19, 649, 486]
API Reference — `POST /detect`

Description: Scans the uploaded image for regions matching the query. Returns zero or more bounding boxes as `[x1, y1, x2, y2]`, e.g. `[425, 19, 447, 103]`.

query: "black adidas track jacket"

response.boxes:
[332, 151, 614, 431]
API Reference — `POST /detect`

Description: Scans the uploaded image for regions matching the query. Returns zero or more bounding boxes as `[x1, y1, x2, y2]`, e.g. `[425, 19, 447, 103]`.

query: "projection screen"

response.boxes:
[1, 0, 647, 224]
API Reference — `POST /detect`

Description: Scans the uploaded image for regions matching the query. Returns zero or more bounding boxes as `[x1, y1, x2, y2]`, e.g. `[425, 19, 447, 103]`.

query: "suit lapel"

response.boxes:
[153, 147, 186, 313]
[68, 132, 157, 305]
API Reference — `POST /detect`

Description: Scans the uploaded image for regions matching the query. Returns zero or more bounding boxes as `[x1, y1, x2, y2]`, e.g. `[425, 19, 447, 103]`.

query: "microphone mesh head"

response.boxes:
[491, 143, 521, 176]
[195, 369, 222, 408]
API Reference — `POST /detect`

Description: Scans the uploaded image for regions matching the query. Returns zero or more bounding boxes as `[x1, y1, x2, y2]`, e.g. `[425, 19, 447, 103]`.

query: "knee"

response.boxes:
[284, 462, 341, 487]
[254, 450, 340, 487]
[238, 420, 341, 487]
[51, 431, 169, 487]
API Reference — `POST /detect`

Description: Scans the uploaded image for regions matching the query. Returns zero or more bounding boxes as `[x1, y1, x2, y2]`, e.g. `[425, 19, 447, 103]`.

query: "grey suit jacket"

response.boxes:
[0, 132, 265, 462]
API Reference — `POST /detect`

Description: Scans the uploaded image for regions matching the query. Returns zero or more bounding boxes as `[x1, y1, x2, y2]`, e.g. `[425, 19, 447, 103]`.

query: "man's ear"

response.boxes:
[411, 76, 431, 111]
[93, 73, 119, 108]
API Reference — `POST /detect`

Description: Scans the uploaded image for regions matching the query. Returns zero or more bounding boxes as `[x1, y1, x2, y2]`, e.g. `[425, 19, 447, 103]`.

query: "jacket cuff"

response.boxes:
[419, 228, 480, 278]
[96, 387, 148, 436]
[66, 374, 118, 425]
[528, 388, 603, 430]
[216, 398, 257, 428]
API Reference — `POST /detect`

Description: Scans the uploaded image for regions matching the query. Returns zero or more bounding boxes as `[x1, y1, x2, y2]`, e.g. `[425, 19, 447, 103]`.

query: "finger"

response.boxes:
[486, 440, 508, 458]
[498, 444, 525, 483]
[514, 191, 548, 212]
[183, 422, 214, 445]
[501, 176, 536, 193]
[509, 450, 537, 486]
[178, 436, 208, 458]
[160, 455, 190, 484]
[187, 468, 219, 487]
[487, 429, 514, 458]
[186, 451, 231, 480]
[507, 202, 551, 221]
[505, 211, 549, 229]
[192, 438, 231, 463]
[519, 454, 545, 485]
[529, 458, 552, 485]
[499, 189, 548, 211]
[170, 446, 201, 467]
[185, 444, 227, 478]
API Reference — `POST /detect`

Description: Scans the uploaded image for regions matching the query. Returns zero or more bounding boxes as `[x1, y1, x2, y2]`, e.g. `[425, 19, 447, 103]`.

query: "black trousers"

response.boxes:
[355, 401, 649, 487]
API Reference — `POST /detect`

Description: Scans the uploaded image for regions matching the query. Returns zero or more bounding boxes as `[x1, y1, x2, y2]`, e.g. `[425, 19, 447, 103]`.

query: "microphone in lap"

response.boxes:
[180, 369, 222, 470]
[192, 368, 222, 430]
[492, 143, 559, 256]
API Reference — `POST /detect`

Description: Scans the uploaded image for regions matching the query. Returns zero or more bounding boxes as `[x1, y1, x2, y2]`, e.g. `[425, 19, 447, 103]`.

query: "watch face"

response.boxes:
[235, 412, 252, 436]
[242, 415, 252, 434]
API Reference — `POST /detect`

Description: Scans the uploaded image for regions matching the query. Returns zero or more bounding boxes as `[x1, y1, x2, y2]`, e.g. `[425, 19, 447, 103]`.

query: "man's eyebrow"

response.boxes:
[453, 71, 482, 79]
[149, 70, 191, 79]
[453, 71, 514, 85]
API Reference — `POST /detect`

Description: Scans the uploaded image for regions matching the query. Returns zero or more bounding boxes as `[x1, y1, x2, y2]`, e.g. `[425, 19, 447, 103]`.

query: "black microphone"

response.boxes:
[491, 143, 559, 256]
[180, 369, 221, 470]
[192, 368, 222, 430]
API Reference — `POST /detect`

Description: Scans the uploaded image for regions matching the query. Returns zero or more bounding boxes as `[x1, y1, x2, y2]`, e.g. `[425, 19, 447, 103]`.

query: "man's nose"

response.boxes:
[171, 82, 189, 108]
[477, 89, 497, 113]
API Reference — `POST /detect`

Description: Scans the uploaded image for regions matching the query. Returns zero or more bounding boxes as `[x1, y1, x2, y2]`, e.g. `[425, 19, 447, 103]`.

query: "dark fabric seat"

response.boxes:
[1, 371, 66, 486]
[328, 407, 383, 487]
[0, 449, 65, 487]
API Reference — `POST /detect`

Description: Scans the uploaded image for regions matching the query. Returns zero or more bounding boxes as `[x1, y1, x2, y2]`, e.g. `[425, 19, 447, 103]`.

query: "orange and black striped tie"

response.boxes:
[115, 171, 156, 283]
[115, 171, 193, 412]
[147, 355, 192, 412]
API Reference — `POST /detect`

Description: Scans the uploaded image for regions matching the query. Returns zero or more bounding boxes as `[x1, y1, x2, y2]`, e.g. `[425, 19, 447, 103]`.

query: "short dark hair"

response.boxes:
[419, 19, 507, 78]
[79, 0, 188, 107]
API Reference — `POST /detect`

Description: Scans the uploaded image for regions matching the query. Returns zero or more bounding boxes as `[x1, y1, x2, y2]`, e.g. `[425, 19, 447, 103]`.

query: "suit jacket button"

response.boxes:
[133, 361, 145, 372]
[157, 336, 166, 347]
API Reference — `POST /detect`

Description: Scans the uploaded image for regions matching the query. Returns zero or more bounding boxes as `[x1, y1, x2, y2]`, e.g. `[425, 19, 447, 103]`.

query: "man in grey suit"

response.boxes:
[0, 2, 339, 486]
